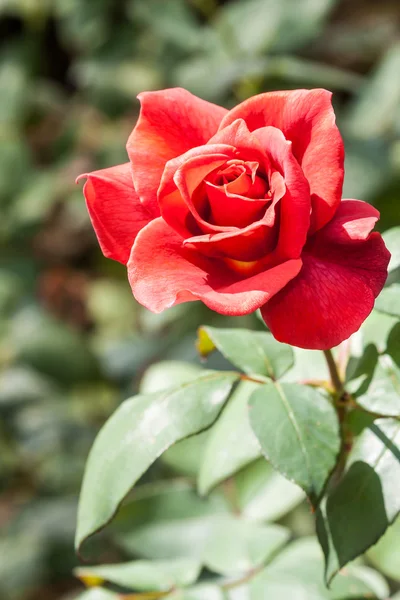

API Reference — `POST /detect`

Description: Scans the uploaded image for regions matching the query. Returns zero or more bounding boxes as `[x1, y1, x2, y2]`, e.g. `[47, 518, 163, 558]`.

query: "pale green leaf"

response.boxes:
[113, 481, 230, 559]
[75, 558, 201, 591]
[383, 227, 400, 273]
[166, 585, 225, 600]
[197, 326, 293, 379]
[140, 360, 203, 394]
[203, 516, 289, 575]
[375, 284, 400, 318]
[235, 459, 305, 523]
[251, 537, 389, 599]
[367, 514, 400, 582]
[357, 355, 400, 416]
[198, 380, 262, 495]
[76, 371, 238, 551]
[347, 42, 400, 139]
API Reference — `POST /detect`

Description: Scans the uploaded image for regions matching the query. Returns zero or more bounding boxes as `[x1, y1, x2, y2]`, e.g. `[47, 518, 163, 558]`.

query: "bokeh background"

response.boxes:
[1, 1, 400, 599]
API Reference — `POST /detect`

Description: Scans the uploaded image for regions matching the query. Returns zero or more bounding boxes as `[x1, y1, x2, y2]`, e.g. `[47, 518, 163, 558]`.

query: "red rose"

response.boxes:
[79, 88, 390, 350]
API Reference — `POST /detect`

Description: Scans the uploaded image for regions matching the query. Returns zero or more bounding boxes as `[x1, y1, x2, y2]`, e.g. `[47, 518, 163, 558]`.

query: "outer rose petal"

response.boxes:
[128, 218, 302, 315]
[220, 89, 344, 232]
[127, 88, 227, 214]
[79, 163, 154, 265]
[261, 201, 390, 349]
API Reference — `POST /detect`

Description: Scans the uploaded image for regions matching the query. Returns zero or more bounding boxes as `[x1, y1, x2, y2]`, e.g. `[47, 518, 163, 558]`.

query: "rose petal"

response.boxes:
[208, 118, 267, 165]
[78, 163, 154, 265]
[206, 181, 268, 228]
[254, 126, 311, 259]
[158, 144, 236, 237]
[261, 201, 390, 349]
[183, 193, 280, 261]
[127, 88, 227, 214]
[220, 89, 344, 232]
[128, 218, 302, 315]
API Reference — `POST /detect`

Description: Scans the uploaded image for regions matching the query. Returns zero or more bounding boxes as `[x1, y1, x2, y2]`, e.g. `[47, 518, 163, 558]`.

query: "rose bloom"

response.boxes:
[79, 88, 390, 350]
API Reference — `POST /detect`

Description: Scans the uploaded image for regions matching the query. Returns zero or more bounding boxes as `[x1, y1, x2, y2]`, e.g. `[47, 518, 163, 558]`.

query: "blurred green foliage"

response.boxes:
[0, 0, 400, 599]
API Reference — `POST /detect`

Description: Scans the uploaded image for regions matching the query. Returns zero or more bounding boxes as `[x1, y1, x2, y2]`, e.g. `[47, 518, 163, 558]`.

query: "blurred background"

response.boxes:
[1, 0, 400, 599]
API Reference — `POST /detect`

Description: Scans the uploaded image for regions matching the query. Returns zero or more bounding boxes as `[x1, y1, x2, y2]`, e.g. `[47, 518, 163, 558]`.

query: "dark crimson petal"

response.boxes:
[128, 218, 302, 315]
[220, 89, 344, 232]
[261, 201, 390, 350]
[127, 88, 227, 215]
[78, 163, 154, 265]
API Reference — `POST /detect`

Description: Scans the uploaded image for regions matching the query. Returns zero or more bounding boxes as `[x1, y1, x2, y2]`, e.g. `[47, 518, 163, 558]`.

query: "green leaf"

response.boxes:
[367, 514, 400, 582]
[250, 537, 389, 599]
[235, 459, 305, 523]
[75, 558, 201, 591]
[113, 482, 230, 559]
[375, 284, 400, 318]
[346, 42, 400, 139]
[166, 585, 225, 600]
[357, 355, 400, 416]
[249, 383, 340, 505]
[387, 322, 400, 367]
[11, 308, 99, 385]
[360, 309, 399, 352]
[140, 361, 209, 476]
[74, 590, 119, 600]
[383, 227, 400, 273]
[198, 380, 262, 495]
[317, 418, 400, 582]
[203, 516, 289, 576]
[281, 347, 329, 383]
[161, 431, 209, 477]
[140, 360, 203, 394]
[345, 343, 378, 396]
[215, 0, 335, 56]
[112, 482, 288, 574]
[76, 371, 238, 552]
[197, 326, 293, 379]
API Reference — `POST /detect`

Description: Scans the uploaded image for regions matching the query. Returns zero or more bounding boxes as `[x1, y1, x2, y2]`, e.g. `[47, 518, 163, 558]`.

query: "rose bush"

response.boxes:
[79, 88, 390, 349]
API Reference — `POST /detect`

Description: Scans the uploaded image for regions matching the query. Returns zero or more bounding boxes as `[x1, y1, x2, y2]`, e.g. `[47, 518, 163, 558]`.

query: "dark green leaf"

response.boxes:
[197, 326, 293, 379]
[75, 558, 201, 591]
[345, 344, 378, 396]
[249, 383, 340, 505]
[198, 380, 262, 495]
[387, 322, 400, 367]
[317, 418, 400, 582]
[76, 371, 238, 552]
[375, 284, 400, 318]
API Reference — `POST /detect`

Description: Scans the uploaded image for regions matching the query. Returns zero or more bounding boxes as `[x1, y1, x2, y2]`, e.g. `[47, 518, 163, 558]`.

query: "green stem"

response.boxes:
[323, 349, 343, 394]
